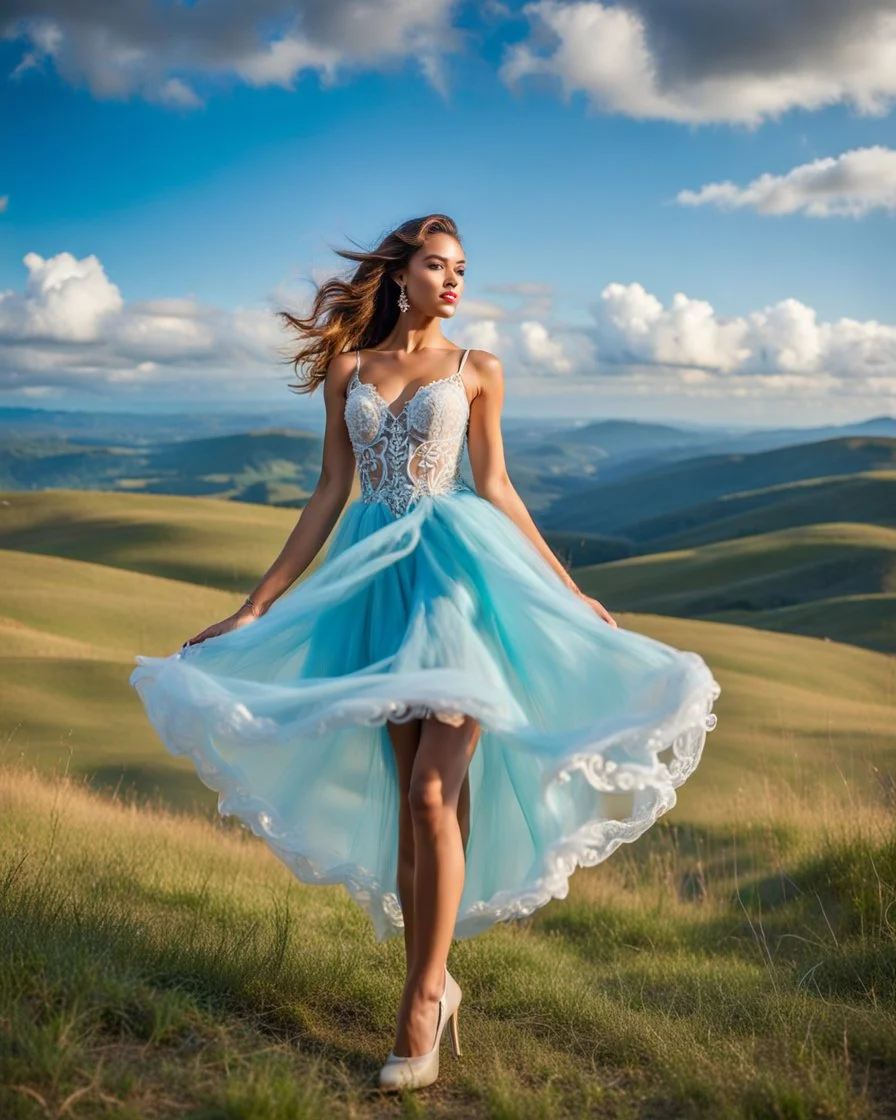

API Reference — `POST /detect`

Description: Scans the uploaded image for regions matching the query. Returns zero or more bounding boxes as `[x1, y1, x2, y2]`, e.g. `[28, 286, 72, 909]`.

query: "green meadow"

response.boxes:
[621, 471, 896, 551]
[542, 436, 896, 536]
[1, 487, 894, 1117]
[575, 523, 896, 653]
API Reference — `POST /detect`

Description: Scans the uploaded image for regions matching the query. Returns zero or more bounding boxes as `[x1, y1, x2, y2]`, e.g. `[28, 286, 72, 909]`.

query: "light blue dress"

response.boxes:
[130, 347, 721, 941]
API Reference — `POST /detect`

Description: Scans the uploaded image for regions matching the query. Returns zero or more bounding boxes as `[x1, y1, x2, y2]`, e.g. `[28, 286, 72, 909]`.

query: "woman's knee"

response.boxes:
[407, 774, 453, 834]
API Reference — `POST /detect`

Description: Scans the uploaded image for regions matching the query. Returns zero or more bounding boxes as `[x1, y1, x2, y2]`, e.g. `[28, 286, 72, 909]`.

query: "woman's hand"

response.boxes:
[574, 588, 618, 628]
[182, 603, 260, 649]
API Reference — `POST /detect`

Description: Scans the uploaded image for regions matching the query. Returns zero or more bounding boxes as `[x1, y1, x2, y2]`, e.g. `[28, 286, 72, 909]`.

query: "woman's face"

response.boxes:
[400, 233, 465, 320]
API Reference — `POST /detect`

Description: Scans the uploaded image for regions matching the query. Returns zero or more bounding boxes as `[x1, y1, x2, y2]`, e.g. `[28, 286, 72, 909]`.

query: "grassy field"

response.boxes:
[2, 535, 894, 818]
[0, 488, 342, 592]
[1, 487, 894, 1115]
[1, 492, 894, 816]
[575, 522, 896, 652]
[705, 593, 896, 655]
[623, 471, 896, 551]
[0, 488, 349, 810]
[1, 757, 893, 1118]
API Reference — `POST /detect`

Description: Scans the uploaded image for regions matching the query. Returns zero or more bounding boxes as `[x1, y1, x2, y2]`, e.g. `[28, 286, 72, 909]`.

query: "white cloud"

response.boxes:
[2, 251, 894, 409]
[519, 320, 585, 374]
[594, 282, 751, 372]
[454, 318, 505, 356]
[0, 252, 123, 343]
[155, 77, 202, 110]
[455, 310, 596, 380]
[676, 146, 896, 217]
[590, 282, 896, 394]
[235, 35, 341, 89]
[3, 0, 461, 108]
[0, 251, 286, 395]
[744, 300, 826, 372]
[454, 298, 513, 321]
[501, 1, 896, 125]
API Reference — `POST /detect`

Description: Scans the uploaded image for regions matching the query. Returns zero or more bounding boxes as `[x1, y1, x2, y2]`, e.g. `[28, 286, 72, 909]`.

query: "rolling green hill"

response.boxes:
[703, 592, 896, 653]
[0, 437, 147, 490]
[0, 428, 323, 504]
[575, 522, 896, 650]
[542, 436, 896, 534]
[622, 470, 896, 550]
[0, 487, 354, 591]
[141, 429, 322, 500]
[542, 529, 636, 568]
[0, 489, 353, 808]
[0, 546, 243, 810]
[0, 527, 892, 818]
[0, 490, 892, 819]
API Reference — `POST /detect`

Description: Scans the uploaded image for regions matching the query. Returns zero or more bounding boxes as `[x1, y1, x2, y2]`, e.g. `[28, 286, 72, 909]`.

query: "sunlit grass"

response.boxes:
[1, 488, 895, 1115]
[1, 756, 893, 1118]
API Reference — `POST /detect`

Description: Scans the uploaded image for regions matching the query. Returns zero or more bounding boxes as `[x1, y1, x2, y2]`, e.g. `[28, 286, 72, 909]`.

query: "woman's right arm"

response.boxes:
[183, 352, 357, 646]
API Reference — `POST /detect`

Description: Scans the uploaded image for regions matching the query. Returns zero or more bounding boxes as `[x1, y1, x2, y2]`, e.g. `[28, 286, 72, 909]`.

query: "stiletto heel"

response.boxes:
[448, 1006, 461, 1058]
[378, 966, 463, 1090]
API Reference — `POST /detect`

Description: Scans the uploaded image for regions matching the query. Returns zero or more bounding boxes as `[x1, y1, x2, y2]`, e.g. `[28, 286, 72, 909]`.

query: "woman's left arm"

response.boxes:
[466, 351, 617, 628]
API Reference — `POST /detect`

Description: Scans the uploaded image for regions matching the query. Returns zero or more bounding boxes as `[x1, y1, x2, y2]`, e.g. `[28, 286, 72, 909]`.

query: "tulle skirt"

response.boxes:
[129, 485, 721, 941]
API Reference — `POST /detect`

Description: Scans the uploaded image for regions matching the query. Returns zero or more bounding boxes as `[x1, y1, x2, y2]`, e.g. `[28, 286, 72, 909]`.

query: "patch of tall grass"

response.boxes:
[1, 757, 893, 1118]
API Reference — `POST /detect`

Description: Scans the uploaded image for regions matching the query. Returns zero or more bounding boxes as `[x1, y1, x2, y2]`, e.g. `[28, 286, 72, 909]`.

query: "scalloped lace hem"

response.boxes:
[130, 660, 721, 941]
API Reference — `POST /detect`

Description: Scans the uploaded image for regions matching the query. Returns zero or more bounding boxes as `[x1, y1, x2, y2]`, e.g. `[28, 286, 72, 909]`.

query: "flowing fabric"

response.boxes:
[130, 347, 721, 941]
[130, 487, 721, 941]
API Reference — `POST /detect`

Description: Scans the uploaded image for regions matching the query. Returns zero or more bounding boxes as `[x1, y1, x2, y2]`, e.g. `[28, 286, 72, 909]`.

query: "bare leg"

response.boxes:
[457, 723, 481, 858]
[385, 717, 423, 975]
[392, 713, 481, 1058]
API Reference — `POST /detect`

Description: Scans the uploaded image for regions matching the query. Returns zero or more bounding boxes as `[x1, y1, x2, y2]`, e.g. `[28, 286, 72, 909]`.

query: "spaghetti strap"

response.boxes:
[457, 348, 471, 375]
[355, 348, 361, 374]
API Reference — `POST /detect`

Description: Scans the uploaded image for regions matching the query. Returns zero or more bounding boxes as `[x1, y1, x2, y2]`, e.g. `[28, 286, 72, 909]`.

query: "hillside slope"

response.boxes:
[542, 436, 896, 534]
[622, 471, 896, 550]
[0, 487, 356, 591]
[573, 522, 896, 650]
[1, 543, 893, 816]
[575, 522, 896, 610]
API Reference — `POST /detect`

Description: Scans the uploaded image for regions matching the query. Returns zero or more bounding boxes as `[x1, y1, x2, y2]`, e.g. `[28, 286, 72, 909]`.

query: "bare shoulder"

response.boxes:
[465, 349, 504, 400]
[324, 349, 357, 397]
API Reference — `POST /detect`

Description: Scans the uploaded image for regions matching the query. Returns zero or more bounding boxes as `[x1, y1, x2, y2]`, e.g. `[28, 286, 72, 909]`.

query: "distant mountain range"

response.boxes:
[2, 406, 894, 652]
[502, 413, 896, 488]
[2, 405, 893, 514]
[0, 428, 323, 506]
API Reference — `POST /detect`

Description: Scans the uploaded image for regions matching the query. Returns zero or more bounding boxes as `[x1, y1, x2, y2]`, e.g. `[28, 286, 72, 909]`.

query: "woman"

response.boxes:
[130, 212, 721, 1092]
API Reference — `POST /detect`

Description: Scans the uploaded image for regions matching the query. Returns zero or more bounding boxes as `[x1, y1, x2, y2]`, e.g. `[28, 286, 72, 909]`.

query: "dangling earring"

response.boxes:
[397, 282, 410, 313]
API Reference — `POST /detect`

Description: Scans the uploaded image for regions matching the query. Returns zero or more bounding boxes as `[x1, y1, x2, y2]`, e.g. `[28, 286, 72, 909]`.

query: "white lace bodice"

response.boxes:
[344, 347, 471, 517]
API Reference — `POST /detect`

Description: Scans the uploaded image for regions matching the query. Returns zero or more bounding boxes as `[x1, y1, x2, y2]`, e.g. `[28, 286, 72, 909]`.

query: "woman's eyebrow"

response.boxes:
[423, 253, 466, 264]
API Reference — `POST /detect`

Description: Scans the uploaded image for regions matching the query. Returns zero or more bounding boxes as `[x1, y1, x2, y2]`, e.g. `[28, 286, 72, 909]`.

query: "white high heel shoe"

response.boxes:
[378, 967, 462, 1091]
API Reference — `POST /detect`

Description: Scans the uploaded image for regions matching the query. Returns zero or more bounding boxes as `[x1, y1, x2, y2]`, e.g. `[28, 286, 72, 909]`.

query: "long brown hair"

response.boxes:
[279, 213, 462, 395]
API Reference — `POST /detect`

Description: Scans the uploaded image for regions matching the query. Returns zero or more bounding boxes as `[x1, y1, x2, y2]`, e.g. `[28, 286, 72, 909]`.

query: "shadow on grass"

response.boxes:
[534, 822, 896, 1014]
[83, 762, 220, 818]
[0, 516, 265, 592]
[0, 857, 384, 1089]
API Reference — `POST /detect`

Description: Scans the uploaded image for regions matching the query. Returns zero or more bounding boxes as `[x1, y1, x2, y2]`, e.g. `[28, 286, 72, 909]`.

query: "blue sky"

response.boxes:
[1, 1, 895, 427]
